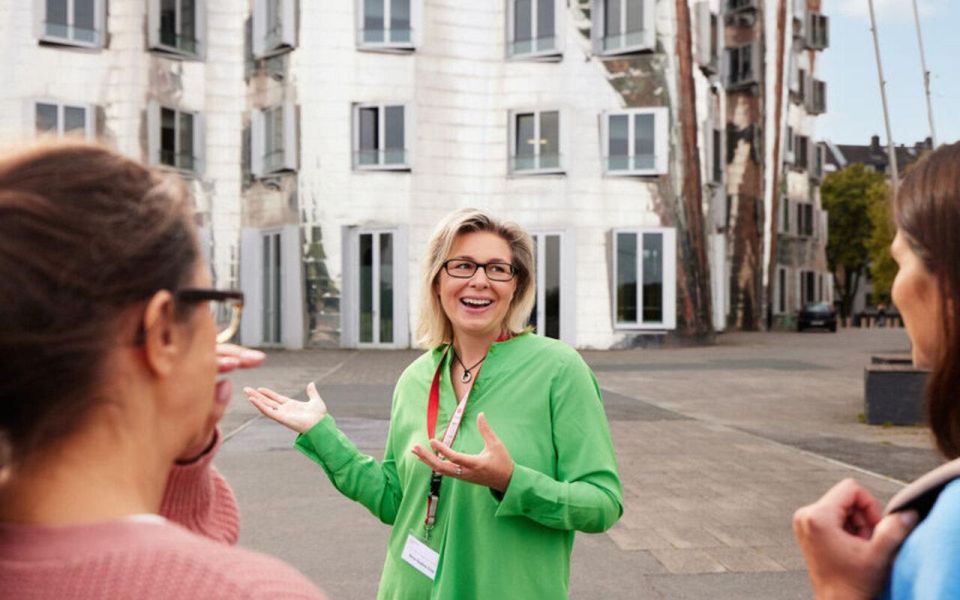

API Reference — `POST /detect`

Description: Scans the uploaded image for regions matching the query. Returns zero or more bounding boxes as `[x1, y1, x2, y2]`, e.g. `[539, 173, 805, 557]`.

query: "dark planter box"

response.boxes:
[864, 364, 928, 425]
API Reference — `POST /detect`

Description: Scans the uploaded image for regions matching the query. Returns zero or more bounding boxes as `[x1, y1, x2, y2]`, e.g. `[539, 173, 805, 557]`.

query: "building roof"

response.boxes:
[824, 135, 933, 176]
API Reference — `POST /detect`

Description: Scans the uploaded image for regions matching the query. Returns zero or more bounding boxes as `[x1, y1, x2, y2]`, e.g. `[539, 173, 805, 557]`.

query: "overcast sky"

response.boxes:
[818, 0, 959, 146]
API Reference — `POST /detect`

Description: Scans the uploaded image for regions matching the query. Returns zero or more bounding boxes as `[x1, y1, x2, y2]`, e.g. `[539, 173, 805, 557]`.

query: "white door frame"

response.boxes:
[239, 225, 305, 349]
[341, 225, 409, 348]
[529, 229, 576, 346]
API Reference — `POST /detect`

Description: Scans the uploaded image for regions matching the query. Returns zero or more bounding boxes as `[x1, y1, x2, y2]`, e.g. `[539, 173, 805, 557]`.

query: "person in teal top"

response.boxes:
[793, 142, 960, 599]
[246, 208, 622, 599]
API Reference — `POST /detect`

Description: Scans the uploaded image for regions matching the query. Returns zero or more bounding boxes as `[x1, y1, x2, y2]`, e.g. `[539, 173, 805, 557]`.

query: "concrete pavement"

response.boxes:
[214, 328, 935, 599]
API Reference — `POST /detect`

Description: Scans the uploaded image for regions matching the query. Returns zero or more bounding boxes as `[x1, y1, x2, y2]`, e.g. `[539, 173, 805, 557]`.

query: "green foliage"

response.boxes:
[820, 164, 890, 315]
[867, 191, 897, 302]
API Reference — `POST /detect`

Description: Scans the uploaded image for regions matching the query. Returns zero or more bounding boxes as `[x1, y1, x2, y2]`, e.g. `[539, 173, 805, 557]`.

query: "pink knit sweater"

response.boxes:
[0, 432, 326, 599]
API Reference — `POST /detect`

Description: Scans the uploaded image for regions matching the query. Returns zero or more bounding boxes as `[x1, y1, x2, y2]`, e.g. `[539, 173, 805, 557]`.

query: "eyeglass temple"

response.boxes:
[216, 303, 244, 344]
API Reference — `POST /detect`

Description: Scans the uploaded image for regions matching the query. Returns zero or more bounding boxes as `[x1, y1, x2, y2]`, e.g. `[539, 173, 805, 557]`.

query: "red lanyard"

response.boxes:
[423, 335, 507, 537]
[424, 346, 476, 536]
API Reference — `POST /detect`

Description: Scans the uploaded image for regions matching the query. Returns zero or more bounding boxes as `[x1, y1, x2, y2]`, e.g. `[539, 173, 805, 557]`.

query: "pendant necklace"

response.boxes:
[453, 350, 486, 384]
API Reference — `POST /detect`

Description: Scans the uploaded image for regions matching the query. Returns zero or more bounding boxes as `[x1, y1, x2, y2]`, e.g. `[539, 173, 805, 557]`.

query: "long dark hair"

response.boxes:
[0, 140, 199, 478]
[894, 141, 960, 458]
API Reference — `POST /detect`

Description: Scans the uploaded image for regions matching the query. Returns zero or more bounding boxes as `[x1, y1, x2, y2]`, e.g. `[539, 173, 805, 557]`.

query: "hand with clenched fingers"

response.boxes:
[245, 381, 329, 434]
[793, 478, 918, 600]
[411, 412, 514, 493]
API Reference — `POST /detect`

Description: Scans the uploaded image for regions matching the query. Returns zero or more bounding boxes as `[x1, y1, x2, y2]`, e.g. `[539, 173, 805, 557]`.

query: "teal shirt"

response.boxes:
[295, 332, 623, 599]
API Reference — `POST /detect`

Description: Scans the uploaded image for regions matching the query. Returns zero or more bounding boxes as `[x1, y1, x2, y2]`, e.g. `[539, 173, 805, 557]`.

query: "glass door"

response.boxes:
[530, 233, 562, 339]
[262, 231, 282, 344]
[358, 231, 395, 345]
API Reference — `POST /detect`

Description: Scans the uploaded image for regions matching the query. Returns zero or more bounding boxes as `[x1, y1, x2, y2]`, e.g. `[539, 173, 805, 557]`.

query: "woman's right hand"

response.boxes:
[245, 382, 328, 434]
[793, 478, 918, 600]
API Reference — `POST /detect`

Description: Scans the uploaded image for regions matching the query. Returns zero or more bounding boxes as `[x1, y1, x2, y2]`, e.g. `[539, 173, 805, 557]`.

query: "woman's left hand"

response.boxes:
[215, 343, 267, 374]
[411, 412, 514, 492]
[177, 344, 266, 463]
[793, 478, 918, 600]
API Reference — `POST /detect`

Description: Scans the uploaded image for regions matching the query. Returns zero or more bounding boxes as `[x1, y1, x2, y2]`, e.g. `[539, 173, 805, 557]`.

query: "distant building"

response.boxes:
[824, 134, 934, 176]
[722, 0, 833, 331]
[821, 134, 934, 314]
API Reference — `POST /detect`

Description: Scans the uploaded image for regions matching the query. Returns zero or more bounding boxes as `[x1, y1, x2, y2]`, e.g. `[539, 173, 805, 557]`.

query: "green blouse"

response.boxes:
[295, 332, 623, 599]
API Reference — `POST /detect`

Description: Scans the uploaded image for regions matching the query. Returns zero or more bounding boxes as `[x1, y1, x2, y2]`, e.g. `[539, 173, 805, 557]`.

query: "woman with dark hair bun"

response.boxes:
[0, 140, 325, 599]
[794, 141, 960, 599]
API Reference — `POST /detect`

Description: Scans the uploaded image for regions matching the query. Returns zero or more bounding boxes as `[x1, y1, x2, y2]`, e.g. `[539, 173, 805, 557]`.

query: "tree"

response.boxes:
[820, 164, 890, 318]
[867, 195, 897, 302]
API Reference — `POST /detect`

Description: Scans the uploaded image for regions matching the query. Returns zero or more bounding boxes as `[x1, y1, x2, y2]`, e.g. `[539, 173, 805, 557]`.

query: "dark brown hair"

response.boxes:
[0, 140, 199, 477]
[893, 141, 960, 458]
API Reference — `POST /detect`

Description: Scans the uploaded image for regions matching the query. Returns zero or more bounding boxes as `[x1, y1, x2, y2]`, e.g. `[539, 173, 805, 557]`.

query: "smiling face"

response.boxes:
[436, 231, 518, 342]
[891, 230, 943, 368]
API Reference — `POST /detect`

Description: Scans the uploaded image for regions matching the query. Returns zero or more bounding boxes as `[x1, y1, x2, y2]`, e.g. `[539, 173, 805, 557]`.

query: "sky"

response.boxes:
[818, 0, 960, 146]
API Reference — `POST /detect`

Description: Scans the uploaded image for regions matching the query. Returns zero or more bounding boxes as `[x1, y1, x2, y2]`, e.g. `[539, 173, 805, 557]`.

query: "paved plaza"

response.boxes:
[214, 328, 938, 599]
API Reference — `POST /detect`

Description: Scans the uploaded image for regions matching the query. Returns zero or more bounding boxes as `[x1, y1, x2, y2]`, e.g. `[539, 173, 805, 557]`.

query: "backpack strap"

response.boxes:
[885, 457, 960, 521]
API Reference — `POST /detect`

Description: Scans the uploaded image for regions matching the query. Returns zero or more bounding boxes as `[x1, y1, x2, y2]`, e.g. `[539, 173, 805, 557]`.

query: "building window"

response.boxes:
[812, 142, 826, 181]
[252, 103, 298, 177]
[613, 228, 677, 329]
[253, 0, 297, 58]
[591, 0, 655, 56]
[38, 0, 105, 47]
[796, 202, 814, 237]
[800, 270, 816, 305]
[353, 104, 409, 170]
[602, 107, 668, 176]
[725, 43, 758, 88]
[148, 102, 203, 173]
[785, 126, 795, 165]
[807, 79, 826, 115]
[508, 0, 559, 58]
[148, 0, 204, 58]
[358, 0, 414, 49]
[695, 2, 720, 74]
[795, 68, 807, 103]
[34, 101, 95, 139]
[776, 266, 787, 314]
[780, 197, 791, 234]
[727, 0, 757, 11]
[509, 110, 561, 174]
[807, 14, 829, 50]
[710, 126, 723, 183]
[794, 134, 809, 170]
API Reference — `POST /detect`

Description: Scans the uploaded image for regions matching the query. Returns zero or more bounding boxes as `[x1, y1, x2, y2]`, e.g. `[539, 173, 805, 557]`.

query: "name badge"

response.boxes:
[401, 533, 439, 580]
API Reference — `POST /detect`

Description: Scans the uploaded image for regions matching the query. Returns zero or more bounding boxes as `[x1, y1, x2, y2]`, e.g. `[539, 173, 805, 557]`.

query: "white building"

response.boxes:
[0, 0, 247, 304]
[241, 0, 728, 349]
[2, 0, 728, 350]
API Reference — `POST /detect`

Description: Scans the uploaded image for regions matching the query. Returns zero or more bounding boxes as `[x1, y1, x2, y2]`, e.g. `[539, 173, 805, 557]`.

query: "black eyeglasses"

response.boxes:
[442, 259, 518, 282]
[134, 288, 245, 345]
[177, 289, 245, 344]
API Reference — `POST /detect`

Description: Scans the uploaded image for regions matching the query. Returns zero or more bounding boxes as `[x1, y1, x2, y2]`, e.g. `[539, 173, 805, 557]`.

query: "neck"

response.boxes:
[0, 399, 175, 525]
[452, 329, 501, 365]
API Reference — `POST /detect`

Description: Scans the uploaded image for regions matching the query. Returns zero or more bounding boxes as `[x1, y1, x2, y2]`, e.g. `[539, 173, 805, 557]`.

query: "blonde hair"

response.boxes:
[416, 208, 536, 348]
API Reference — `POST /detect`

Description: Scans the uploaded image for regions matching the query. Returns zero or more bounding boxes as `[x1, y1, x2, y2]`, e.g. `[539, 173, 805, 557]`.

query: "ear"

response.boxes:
[141, 290, 182, 378]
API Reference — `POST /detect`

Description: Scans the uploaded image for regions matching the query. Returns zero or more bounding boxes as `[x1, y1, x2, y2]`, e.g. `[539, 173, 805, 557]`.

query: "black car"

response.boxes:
[797, 302, 837, 332]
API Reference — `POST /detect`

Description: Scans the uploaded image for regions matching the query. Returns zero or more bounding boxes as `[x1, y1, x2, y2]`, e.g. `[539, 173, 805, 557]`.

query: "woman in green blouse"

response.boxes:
[246, 208, 623, 599]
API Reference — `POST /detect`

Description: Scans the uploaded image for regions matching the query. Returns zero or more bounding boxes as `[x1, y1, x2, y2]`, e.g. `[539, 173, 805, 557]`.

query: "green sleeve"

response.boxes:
[294, 415, 403, 525]
[494, 352, 623, 533]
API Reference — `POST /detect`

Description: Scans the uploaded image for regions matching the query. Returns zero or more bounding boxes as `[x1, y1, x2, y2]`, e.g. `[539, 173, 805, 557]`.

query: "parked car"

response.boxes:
[797, 302, 837, 332]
